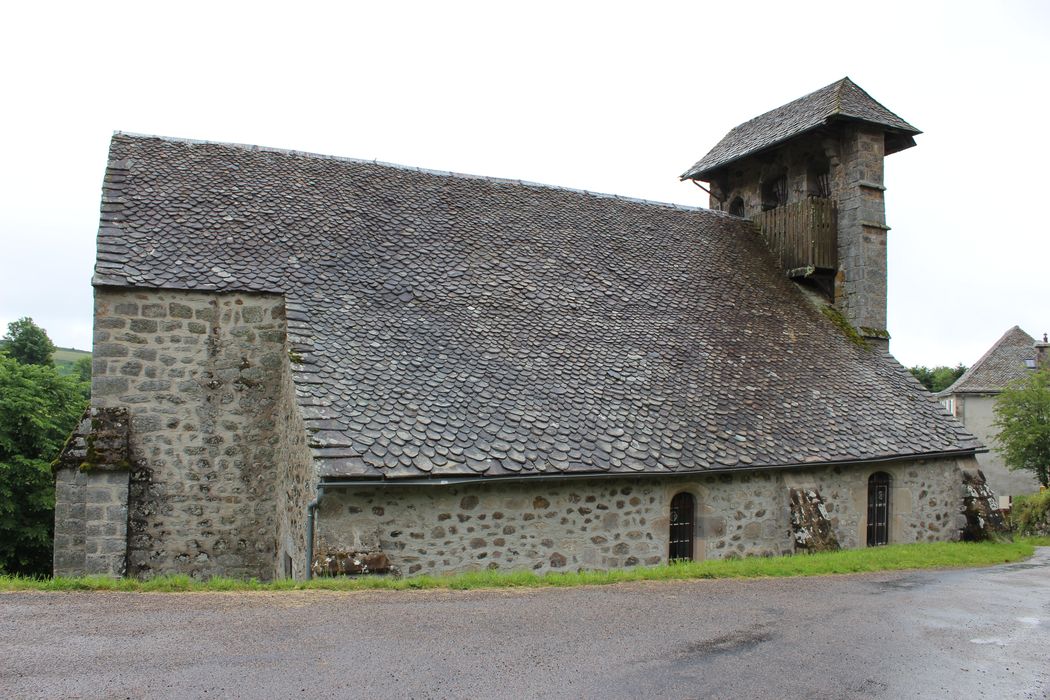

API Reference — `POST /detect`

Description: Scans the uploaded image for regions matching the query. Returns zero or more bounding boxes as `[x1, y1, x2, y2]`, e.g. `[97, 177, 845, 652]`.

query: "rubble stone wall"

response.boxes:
[316, 456, 967, 576]
[89, 287, 306, 580]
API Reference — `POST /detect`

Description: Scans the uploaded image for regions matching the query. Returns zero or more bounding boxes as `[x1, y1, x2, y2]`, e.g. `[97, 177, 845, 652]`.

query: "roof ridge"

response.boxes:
[830, 76, 848, 116]
[111, 131, 711, 216]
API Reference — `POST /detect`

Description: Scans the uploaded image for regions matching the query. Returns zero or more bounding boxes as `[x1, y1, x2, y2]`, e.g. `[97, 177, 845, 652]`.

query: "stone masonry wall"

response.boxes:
[835, 125, 888, 338]
[274, 360, 317, 579]
[90, 287, 304, 580]
[708, 131, 834, 217]
[53, 468, 130, 576]
[53, 407, 133, 576]
[316, 456, 967, 576]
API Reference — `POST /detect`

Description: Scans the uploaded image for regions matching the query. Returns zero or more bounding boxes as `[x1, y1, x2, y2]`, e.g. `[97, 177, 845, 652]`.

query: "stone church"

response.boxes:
[54, 78, 983, 580]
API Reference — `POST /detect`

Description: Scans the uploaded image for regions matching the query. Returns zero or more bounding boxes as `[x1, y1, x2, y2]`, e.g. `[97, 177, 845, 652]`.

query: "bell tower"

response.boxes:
[681, 78, 920, 352]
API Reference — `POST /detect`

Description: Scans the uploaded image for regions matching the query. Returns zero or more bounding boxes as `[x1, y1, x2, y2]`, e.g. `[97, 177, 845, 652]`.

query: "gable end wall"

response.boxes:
[88, 287, 312, 580]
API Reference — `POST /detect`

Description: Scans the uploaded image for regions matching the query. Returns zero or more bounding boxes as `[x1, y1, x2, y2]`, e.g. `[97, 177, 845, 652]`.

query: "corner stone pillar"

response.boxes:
[834, 125, 891, 351]
[53, 408, 132, 577]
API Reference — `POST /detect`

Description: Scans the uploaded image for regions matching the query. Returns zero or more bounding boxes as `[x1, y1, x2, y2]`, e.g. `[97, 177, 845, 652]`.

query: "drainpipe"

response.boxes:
[304, 484, 323, 580]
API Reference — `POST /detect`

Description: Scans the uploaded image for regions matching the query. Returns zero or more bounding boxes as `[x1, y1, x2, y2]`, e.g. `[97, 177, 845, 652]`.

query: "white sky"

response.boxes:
[1, 0, 1047, 368]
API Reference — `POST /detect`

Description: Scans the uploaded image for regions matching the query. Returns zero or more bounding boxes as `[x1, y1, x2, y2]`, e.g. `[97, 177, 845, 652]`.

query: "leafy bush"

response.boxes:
[994, 370, 1050, 488]
[1009, 490, 1050, 536]
[0, 354, 86, 575]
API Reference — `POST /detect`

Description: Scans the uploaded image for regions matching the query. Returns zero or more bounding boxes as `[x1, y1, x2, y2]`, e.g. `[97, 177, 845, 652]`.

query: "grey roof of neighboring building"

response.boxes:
[94, 133, 977, 480]
[681, 77, 921, 181]
[938, 326, 1038, 397]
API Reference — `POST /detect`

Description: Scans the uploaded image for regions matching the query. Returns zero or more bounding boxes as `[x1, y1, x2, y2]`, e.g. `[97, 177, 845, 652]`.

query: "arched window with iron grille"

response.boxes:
[867, 472, 892, 546]
[669, 492, 695, 561]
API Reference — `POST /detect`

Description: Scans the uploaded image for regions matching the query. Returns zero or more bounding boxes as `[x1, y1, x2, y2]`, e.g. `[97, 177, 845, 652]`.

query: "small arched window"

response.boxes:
[866, 472, 891, 546]
[761, 175, 787, 211]
[728, 197, 746, 217]
[807, 160, 831, 199]
[669, 492, 695, 561]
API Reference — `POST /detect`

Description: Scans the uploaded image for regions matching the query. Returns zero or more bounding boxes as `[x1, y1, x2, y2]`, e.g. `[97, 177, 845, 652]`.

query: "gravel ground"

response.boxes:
[2, 549, 1049, 699]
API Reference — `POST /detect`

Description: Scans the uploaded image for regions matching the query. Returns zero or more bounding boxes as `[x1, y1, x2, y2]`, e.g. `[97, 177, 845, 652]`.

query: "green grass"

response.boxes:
[3, 538, 1048, 593]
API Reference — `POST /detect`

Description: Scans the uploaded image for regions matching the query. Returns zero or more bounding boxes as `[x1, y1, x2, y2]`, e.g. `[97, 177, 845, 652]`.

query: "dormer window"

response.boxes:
[761, 175, 787, 211]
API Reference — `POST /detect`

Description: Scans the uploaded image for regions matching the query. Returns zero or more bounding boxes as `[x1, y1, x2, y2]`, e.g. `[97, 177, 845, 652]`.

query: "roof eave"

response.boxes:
[681, 116, 922, 182]
[315, 447, 984, 483]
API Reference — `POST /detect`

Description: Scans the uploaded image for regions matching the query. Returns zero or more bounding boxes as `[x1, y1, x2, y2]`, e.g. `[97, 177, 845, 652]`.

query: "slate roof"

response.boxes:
[681, 77, 921, 181]
[938, 327, 1038, 396]
[94, 133, 977, 480]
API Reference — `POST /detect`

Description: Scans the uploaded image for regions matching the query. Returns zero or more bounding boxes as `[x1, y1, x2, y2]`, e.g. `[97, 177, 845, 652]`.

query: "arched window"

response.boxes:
[866, 472, 891, 546]
[761, 175, 787, 211]
[728, 197, 746, 217]
[669, 492, 695, 561]
[807, 160, 831, 199]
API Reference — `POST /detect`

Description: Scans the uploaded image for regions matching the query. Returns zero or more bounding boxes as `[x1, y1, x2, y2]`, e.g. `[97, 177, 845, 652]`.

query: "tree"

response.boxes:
[0, 355, 86, 575]
[2, 317, 57, 366]
[909, 364, 967, 393]
[73, 355, 92, 383]
[993, 369, 1050, 489]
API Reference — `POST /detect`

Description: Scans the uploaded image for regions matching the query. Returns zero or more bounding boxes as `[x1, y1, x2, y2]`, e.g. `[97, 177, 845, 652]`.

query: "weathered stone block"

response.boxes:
[241, 306, 264, 323]
[95, 343, 129, 358]
[130, 319, 158, 333]
[169, 303, 193, 319]
[113, 302, 139, 316]
[93, 376, 129, 396]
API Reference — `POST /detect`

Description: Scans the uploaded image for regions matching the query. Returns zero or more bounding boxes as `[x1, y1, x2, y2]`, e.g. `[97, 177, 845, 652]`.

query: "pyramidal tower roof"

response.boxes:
[682, 77, 920, 181]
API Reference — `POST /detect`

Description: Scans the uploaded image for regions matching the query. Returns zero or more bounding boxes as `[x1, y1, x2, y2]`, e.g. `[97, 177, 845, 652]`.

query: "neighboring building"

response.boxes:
[937, 327, 1048, 500]
[55, 78, 983, 581]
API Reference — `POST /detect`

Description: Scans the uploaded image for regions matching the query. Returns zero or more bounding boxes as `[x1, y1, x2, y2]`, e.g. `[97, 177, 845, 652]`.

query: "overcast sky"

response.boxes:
[1, 0, 1047, 368]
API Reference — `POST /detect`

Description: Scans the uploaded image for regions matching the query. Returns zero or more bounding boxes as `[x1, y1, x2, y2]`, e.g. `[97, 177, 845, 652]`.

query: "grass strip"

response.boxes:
[3, 538, 1047, 593]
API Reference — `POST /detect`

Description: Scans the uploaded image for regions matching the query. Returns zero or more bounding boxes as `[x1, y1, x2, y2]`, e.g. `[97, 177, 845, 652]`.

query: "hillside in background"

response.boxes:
[53, 347, 91, 376]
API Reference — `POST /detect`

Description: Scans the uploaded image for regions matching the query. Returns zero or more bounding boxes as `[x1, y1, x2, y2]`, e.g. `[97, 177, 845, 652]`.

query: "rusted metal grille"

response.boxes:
[669, 492, 695, 561]
[867, 472, 891, 546]
[752, 197, 837, 272]
[815, 170, 831, 199]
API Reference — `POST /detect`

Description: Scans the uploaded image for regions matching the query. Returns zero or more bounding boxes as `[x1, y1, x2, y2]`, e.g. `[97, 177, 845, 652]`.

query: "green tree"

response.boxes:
[2, 317, 57, 366]
[73, 355, 92, 383]
[0, 355, 86, 575]
[909, 364, 967, 393]
[993, 369, 1050, 488]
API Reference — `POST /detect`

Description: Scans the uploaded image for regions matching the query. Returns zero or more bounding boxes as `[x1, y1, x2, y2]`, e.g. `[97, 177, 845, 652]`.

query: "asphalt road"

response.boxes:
[3, 550, 1049, 699]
